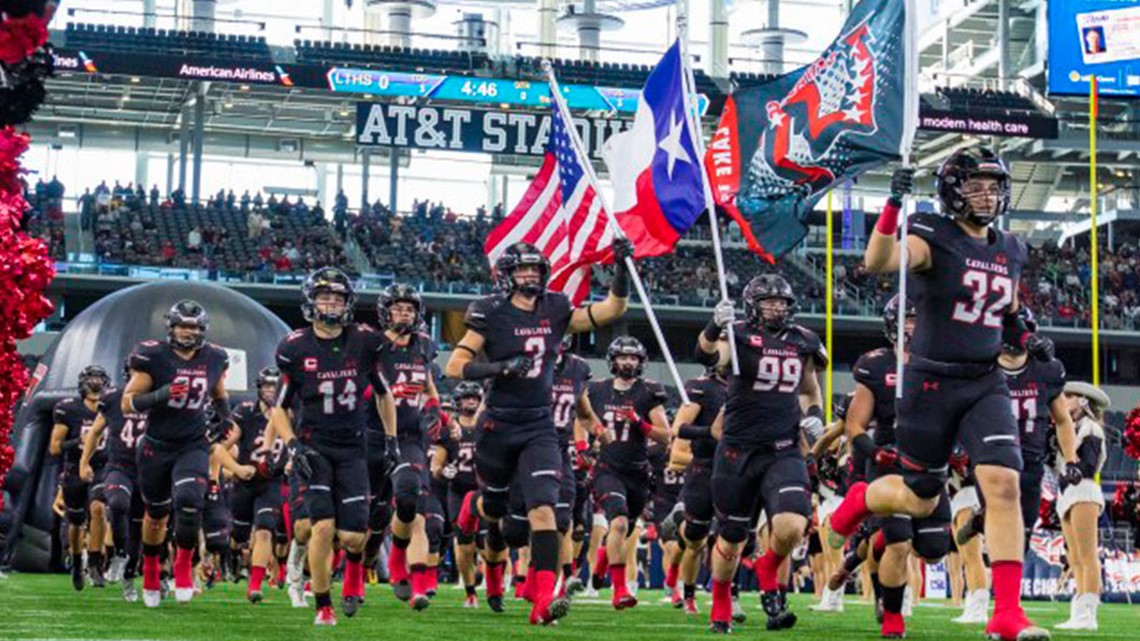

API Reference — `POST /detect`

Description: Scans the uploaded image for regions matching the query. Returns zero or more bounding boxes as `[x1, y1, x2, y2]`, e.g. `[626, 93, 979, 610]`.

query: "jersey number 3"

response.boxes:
[952, 270, 1013, 327]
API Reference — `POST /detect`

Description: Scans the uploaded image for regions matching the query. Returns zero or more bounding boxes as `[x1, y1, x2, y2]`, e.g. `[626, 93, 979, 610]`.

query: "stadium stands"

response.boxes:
[294, 40, 491, 75]
[65, 23, 270, 60]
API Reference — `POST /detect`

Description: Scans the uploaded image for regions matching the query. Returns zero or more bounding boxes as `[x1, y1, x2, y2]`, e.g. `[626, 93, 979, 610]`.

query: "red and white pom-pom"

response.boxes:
[1123, 407, 1140, 461]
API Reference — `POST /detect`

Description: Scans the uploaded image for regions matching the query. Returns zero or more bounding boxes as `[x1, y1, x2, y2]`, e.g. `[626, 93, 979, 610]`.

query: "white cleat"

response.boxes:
[174, 587, 194, 604]
[952, 589, 989, 624]
[106, 555, 128, 584]
[288, 583, 308, 608]
[143, 589, 162, 608]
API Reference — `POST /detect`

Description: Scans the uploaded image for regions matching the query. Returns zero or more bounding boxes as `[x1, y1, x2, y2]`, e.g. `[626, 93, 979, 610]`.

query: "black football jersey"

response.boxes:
[128, 340, 230, 442]
[908, 212, 1027, 365]
[465, 292, 574, 412]
[552, 354, 593, 444]
[724, 321, 826, 446]
[852, 347, 899, 446]
[588, 378, 668, 471]
[376, 332, 438, 448]
[54, 397, 101, 472]
[682, 375, 727, 460]
[1003, 357, 1066, 460]
[232, 400, 281, 469]
[648, 440, 683, 499]
[276, 324, 387, 445]
[447, 422, 479, 491]
[98, 388, 147, 469]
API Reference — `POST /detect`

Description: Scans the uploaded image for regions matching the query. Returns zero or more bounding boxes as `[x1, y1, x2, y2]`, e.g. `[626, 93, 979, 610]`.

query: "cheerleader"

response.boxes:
[1054, 381, 1109, 632]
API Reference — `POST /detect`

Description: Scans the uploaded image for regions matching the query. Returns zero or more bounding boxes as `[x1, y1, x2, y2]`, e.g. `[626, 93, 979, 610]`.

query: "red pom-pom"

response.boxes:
[1123, 407, 1140, 461]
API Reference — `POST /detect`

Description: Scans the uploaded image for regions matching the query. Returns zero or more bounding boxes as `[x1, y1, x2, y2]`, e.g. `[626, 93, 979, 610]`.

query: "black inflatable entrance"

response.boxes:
[1, 281, 290, 571]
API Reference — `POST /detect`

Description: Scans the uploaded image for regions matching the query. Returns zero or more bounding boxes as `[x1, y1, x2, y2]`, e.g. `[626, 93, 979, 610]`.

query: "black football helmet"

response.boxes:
[301, 267, 356, 326]
[607, 336, 647, 380]
[936, 147, 1011, 227]
[165, 299, 209, 350]
[256, 366, 280, 404]
[882, 294, 916, 344]
[494, 242, 549, 297]
[78, 365, 110, 397]
[742, 274, 797, 332]
[1001, 307, 1038, 356]
[453, 381, 484, 417]
[377, 282, 424, 334]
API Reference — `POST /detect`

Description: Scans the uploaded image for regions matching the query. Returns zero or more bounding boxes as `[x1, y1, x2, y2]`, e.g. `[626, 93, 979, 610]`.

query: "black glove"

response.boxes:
[1060, 462, 1084, 490]
[60, 437, 82, 452]
[502, 355, 534, 378]
[383, 435, 401, 475]
[889, 167, 915, 205]
[288, 440, 314, 481]
[610, 237, 634, 298]
[1025, 333, 1055, 362]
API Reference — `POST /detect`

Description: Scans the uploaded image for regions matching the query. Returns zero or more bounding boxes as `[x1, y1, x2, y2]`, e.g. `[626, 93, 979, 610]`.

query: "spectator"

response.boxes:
[187, 226, 202, 252]
[247, 209, 263, 240]
[150, 185, 160, 206]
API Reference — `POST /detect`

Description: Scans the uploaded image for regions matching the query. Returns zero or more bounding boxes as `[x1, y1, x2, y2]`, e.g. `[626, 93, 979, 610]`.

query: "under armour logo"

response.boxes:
[922, 380, 939, 392]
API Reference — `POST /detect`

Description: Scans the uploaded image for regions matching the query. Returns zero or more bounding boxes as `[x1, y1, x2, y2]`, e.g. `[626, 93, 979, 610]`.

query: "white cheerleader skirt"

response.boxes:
[1057, 479, 1104, 519]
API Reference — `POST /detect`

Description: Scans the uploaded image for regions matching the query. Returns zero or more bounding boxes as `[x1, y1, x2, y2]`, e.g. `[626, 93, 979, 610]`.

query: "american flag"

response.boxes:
[483, 100, 615, 306]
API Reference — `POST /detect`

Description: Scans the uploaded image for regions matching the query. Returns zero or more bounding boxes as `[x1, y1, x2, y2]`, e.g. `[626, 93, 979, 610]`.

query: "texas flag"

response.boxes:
[604, 40, 705, 258]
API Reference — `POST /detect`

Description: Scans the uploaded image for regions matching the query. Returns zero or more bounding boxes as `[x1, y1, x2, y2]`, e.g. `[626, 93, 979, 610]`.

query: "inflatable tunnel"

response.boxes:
[1, 281, 291, 571]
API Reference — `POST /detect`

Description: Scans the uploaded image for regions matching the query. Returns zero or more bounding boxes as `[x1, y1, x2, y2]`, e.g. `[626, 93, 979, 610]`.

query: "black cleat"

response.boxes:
[709, 621, 732, 634]
[761, 591, 797, 631]
[487, 595, 504, 613]
[71, 564, 85, 592]
[392, 580, 412, 602]
[411, 594, 430, 611]
[547, 596, 570, 622]
[89, 565, 106, 588]
[342, 595, 362, 618]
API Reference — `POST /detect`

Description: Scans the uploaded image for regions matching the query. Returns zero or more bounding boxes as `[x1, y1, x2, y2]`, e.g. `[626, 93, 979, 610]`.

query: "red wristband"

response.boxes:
[575, 440, 589, 453]
[423, 397, 441, 411]
[639, 420, 654, 436]
[875, 200, 900, 236]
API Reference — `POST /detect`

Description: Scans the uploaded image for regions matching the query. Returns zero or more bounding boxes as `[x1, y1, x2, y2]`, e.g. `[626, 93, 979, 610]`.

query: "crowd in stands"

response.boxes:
[35, 181, 1140, 328]
[81, 181, 349, 277]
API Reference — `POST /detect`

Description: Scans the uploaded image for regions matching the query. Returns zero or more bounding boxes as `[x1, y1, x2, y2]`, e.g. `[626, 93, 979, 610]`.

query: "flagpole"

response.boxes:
[542, 60, 691, 406]
[826, 191, 834, 422]
[676, 17, 740, 377]
[896, 0, 920, 399]
[1090, 76, 1100, 388]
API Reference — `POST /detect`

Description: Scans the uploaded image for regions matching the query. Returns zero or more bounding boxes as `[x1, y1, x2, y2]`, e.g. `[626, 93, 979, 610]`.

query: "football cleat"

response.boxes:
[392, 580, 412, 602]
[248, 589, 264, 604]
[881, 611, 906, 638]
[761, 591, 797, 630]
[565, 576, 584, 597]
[71, 563, 85, 592]
[709, 621, 732, 635]
[342, 595, 362, 618]
[143, 589, 162, 608]
[529, 596, 570, 625]
[121, 578, 139, 603]
[684, 597, 700, 615]
[731, 596, 747, 623]
[107, 555, 128, 584]
[314, 605, 337, 626]
[487, 595, 504, 613]
[411, 594, 430, 611]
[174, 587, 194, 604]
[986, 609, 1051, 641]
[613, 593, 638, 610]
[463, 594, 479, 608]
[288, 583, 308, 608]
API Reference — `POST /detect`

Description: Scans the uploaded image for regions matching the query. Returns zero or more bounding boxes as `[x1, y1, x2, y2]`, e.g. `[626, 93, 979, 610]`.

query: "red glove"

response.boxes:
[949, 451, 970, 477]
[169, 382, 190, 398]
[390, 382, 425, 399]
[873, 446, 899, 469]
[622, 407, 653, 436]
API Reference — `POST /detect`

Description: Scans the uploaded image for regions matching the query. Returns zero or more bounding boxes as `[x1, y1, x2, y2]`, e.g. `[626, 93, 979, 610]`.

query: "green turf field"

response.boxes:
[0, 574, 1130, 641]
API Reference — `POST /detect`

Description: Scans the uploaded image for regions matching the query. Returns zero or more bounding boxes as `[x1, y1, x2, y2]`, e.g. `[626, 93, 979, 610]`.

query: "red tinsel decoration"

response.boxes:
[1123, 407, 1140, 461]
[0, 8, 54, 513]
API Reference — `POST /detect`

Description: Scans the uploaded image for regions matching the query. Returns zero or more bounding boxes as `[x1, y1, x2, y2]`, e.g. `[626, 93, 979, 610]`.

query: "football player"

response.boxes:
[80, 360, 149, 602]
[229, 367, 287, 604]
[123, 300, 232, 607]
[267, 268, 397, 625]
[444, 238, 633, 625]
[434, 382, 483, 607]
[669, 362, 727, 615]
[587, 336, 670, 610]
[52, 365, 109, 590]
[374, 283, 442, 610]
[828, 149, 1054, 641]
[697, 274, 826, 633]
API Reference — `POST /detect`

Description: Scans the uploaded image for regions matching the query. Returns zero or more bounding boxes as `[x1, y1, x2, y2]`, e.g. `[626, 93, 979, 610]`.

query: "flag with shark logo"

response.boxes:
[706, 0, 918, 261]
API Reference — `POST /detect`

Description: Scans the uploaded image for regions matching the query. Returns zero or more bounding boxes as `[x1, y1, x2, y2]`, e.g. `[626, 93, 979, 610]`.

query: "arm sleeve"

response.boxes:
[1076, 436, 1103, 479]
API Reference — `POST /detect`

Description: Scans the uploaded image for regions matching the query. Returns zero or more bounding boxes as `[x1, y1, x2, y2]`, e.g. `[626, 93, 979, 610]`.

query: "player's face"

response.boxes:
[172, 323, 203, 348]
[513, 265, 542, 289]
[903, 316, 916, 341]
[759, 298, 788, 324]
[614, 354, 640, 379]
[258, 382, 277, 405]
[458, 396, 481, 416]
[962, 176, 1000, 216]
[80, 375, 105, 398]
[389, 301, 418, 327]
[314, 291, 347, 318]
